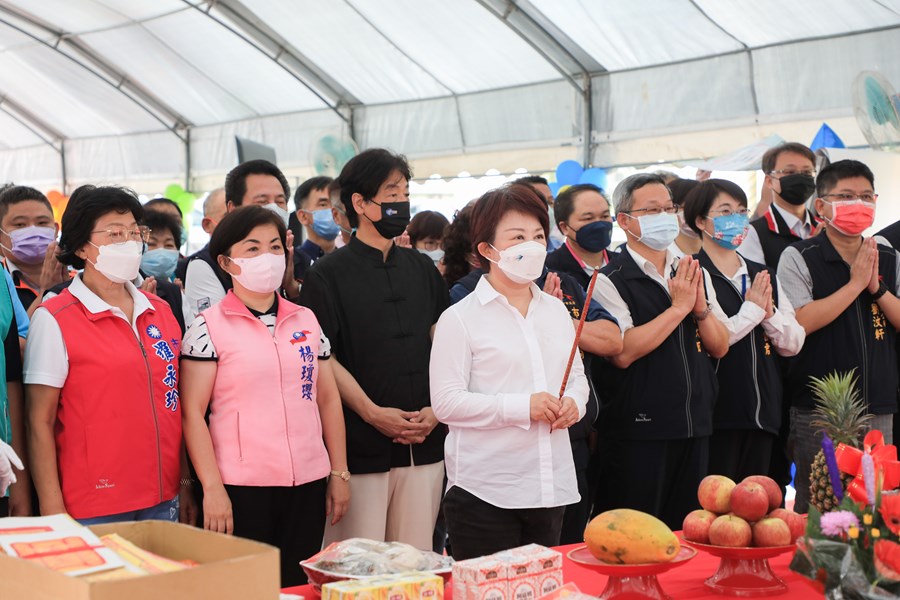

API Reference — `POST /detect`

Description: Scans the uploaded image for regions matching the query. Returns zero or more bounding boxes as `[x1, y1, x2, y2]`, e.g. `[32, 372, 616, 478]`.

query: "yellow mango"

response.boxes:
[584, 509, 680, 564]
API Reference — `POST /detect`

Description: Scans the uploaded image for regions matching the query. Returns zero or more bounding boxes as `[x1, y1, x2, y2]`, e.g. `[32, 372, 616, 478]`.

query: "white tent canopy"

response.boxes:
[0, 0, 898, 192]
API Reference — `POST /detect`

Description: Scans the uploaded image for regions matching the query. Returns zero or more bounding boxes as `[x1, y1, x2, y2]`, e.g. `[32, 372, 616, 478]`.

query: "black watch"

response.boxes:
[873, 281, 890, 301]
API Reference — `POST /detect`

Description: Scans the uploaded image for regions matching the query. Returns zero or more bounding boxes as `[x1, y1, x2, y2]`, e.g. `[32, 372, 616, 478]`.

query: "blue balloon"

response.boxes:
[578, 167, 607, 190]
[548, 182, 562, 198]
[555, 160, 583, 186]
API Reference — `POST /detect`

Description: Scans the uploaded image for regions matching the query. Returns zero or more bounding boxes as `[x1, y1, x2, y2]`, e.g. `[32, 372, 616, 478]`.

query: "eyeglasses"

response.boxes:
[770, 169, 816, 178]
[822, 193, 878, 203]
[708, 208, 750, 217]
[91, 225, 151, 244]
[621, 206, 678, 216]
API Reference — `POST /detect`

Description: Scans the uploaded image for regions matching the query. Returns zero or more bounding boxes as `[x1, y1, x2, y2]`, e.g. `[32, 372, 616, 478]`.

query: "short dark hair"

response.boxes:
[294, 176, 334, 211]
[224, 159, 291, 207]
[816, 159, 875, 198]
[667, 178, 700, 208]
[145, 197, 182, 218]
[0, 185, 53, 223]
[553, 183, 607, 227]
[761, 142, 816, 174]
[208, 205, 289, 279]
[58, 186, 144, 269]
[470, 184, 549, 271]
[407, 210, 449, 246]
[142, 209, 183, 247]
[337, 149, 412, 228]
[683, 179, 748, 236]
[514, 175, 549, 187]
[441, 202, 476, 286]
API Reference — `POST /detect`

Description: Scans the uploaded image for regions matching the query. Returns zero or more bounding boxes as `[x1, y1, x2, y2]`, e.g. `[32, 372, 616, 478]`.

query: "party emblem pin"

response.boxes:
[290, 331, 312, 345]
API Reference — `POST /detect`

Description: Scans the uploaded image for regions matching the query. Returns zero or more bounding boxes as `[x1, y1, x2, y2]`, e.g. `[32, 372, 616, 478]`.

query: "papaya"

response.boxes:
[584, 509, 680, 564]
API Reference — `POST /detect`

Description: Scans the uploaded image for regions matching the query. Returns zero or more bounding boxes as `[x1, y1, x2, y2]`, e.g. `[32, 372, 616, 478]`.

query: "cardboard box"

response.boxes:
[0, 520, 280, 600]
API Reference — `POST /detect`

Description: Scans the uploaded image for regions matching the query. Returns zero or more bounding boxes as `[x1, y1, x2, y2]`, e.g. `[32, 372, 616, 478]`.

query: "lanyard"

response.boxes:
[564, 238, 606, 271]
[741, 274, 747, 299]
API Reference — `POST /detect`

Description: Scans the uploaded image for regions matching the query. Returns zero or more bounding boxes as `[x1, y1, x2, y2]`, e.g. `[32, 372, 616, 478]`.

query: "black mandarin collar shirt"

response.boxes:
[298, 235, 449, 474]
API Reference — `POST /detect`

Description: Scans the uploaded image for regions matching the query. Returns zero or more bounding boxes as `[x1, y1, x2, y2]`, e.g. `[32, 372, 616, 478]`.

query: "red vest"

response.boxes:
[43, 289, 182, 519]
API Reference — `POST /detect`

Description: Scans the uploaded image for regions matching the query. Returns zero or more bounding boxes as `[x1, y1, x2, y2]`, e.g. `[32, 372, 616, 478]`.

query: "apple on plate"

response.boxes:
[752, 518, 792, 547]
[698, 475, 736, 514]
[730, 481, 769, 522]
[708, 515, 752, 547]
[683, 509, 718, 543]
[743, 475, 783, 512]
[768, 508, 805, 543]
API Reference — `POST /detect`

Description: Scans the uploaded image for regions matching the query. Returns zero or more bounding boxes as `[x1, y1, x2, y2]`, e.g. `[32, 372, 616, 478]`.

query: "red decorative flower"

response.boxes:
[880, 495, 900, 536]
[875, 539, 900, 581]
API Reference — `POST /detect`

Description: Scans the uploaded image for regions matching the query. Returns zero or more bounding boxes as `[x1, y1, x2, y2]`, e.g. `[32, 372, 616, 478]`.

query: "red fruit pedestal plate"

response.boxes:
[680, 539, 796, 596]
[567, 546, 697, 600]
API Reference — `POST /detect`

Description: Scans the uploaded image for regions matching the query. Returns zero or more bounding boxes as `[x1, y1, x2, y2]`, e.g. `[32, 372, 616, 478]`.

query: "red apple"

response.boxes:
[683, 509, 717, 543]
[708, 515, 752, 547]
[752, 518, 791, 547]
[743, 475, 783, 512]
[698, 475, 736, 514]
[730, 481, 769, 522]
[768, 508, 805, 543]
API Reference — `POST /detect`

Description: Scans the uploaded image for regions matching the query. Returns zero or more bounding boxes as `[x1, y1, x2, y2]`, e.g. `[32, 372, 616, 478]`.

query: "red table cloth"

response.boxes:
[282, 542, 821, 599]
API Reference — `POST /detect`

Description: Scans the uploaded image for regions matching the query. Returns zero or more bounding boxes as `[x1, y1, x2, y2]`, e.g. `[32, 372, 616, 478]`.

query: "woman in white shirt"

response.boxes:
[430, 184, 589, 560]
[683, 179, 805, 481]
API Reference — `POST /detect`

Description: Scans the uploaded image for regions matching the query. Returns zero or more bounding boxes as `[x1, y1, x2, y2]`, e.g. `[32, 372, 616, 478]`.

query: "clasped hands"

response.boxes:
[530, 392, 579, 431]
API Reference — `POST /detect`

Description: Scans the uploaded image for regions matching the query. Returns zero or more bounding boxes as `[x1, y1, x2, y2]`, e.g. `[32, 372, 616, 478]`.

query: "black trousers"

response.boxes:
[559, 438, 591, 544]
[767, 401, 793, 505]
[593, 436, 708, 531]
[225, 478, 327, 588]
[709, 429, 775, 484]
[443, 486, 565, 561]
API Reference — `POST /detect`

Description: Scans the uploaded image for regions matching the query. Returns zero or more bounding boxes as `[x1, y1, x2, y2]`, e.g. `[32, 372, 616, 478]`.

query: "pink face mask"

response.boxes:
[823, 199, 875, 236]
[228, 253, 285, 293]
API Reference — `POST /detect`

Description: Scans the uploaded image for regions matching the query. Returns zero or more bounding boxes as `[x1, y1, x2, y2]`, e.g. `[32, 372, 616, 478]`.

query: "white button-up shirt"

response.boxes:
[430, 275, 588, 510]
[593, 245, 730, 335]
[24, 275, 155, 388]
[740, 203, 814, 265]
[701, 255, 805, 356]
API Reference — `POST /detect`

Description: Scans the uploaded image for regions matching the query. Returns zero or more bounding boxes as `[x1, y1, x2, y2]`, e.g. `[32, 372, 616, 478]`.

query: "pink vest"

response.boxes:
[43, 289, 182, 519]
[202, 291, 331, 486]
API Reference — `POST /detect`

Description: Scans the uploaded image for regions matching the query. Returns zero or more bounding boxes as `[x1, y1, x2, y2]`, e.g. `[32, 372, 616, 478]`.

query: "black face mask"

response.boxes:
[777, 174, 816, 206]
[367, 200, 410, 240]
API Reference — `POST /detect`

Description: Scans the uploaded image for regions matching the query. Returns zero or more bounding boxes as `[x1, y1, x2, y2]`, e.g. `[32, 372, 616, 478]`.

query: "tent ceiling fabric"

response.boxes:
[0, 0, 898, 190]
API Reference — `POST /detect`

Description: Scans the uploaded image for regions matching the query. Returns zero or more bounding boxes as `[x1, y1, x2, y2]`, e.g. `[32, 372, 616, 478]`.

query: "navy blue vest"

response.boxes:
[697, 250, 782, 434]
[596, 250, 718, 440]
[784, 235, 898, 414]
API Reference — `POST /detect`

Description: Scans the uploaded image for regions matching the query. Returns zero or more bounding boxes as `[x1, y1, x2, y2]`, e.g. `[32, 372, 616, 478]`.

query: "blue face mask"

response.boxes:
[141, 248, 179, 281]
[707, 213, 750, 251]
[570, 220, 613, 253]
[305, 208, 340, 241]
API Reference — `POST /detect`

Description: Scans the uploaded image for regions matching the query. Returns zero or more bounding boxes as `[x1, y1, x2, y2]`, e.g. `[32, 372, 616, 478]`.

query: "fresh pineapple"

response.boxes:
[809, 370, 872, 513]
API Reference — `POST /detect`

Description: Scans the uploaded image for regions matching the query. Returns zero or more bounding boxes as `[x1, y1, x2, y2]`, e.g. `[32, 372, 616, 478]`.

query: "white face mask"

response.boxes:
[88, 240, 143, 284]
[418, 248, 444, 265]
[228, 253, 285, 294]
[627, 212, 680, 251]
[262, 202, 290, 227]
[488, 240, 546, 284]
